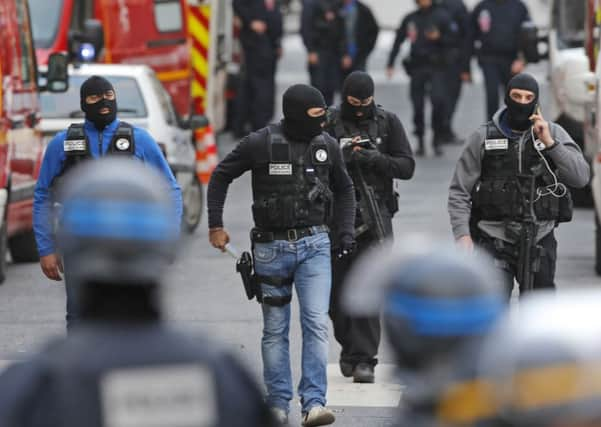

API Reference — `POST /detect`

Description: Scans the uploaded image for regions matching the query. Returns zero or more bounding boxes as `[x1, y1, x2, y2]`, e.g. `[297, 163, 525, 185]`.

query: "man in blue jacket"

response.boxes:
[33, 75, 182, 330]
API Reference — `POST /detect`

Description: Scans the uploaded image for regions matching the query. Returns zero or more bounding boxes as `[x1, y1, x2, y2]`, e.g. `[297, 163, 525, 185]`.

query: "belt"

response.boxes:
[251, 225, 329, 243]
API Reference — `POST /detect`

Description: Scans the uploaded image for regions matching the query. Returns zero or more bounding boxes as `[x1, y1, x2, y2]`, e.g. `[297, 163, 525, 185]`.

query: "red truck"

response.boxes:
[0, 0, 67, 282]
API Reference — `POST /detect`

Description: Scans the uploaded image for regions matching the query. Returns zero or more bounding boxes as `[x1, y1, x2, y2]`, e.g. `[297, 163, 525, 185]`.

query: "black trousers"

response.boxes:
[329, 214, 393, 367]
[443, 59, 463, 135]
[477, 231, 558, 296]
[309, 50, 341, 106]
[409, 66, 448, 141]
[235, 41, 277, 133]
[479, 57, 513, 120]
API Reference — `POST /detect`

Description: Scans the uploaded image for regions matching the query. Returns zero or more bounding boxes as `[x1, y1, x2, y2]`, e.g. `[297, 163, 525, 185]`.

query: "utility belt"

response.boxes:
[251, 225, 329, 243]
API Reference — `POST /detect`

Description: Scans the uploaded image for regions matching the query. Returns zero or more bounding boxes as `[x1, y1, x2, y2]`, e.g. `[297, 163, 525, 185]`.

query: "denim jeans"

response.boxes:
[253, 231, 331, 414]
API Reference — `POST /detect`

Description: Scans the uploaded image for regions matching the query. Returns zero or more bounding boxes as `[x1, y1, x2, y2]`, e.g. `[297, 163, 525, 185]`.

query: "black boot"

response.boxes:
[433, 135, 444, 156]
[415, 135, 425, 156]
[352, 363, 375, 383]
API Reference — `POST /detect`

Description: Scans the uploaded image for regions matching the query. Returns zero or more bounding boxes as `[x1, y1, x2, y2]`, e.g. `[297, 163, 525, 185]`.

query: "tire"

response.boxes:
[9, 230, 40, 263]
[0, 220, 8, 284]
[182, 175, 203, 234]
[595, 215, 601, 276]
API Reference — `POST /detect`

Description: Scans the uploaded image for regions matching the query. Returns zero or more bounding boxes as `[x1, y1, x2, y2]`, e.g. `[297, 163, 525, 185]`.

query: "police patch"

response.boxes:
[484, 139, 509, 150]
[64, 139, 87, 152]
[269, 163, 292, 175]
[115, 138, 131, 151]
[315, 149, 328, 162]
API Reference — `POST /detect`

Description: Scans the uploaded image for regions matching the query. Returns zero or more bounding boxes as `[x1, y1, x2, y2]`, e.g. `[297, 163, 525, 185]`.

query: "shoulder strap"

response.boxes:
[485, 120, 505, 140]
[64, 123, 89, 156]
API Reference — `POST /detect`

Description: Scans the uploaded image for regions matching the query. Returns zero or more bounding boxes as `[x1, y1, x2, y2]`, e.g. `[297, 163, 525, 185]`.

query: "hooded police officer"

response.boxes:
[33, 76, 183, 331]
[207, 84, 356, 427]
[448, 73, 590, 295]
[0, 159, 273, 427]
[340, 238, 506, 427]
[325, 71, 415, 384]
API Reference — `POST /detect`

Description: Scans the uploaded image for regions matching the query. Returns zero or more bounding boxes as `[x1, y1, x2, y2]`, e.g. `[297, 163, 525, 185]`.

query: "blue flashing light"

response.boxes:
[79, 43, 96, 62]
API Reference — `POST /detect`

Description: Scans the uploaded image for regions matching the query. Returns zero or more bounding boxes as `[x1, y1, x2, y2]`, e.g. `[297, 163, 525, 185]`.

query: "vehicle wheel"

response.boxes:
[0, 220, 8, 285]
[596, 213, 601, 276]
[182, 175, 203, 234]
[9, 230, 40, 263]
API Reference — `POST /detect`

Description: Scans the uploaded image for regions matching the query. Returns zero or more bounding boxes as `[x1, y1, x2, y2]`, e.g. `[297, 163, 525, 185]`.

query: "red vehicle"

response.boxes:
[0, 0, 67, 282]
[28, 0, 192, 117]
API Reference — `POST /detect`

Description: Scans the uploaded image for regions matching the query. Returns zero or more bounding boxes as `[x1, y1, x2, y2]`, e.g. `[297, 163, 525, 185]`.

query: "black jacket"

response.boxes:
[233, 0, 283, 50]
[438, 0, 470, 66]
[387, 5, 458, 68]
[304, 0, 347, 55]
[347, 2, 379, 67]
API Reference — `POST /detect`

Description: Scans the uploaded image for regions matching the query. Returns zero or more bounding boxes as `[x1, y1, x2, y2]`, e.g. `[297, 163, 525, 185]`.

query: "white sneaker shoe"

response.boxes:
[269, 407, 289, 425]
[302, 405, 335, 427]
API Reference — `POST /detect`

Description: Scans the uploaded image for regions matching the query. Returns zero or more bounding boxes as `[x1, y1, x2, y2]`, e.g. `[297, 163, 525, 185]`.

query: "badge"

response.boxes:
[64, 139, 86, 152]
[269, 163, 292, 175]
[484, 138, 509, 150]
[115, 138, 131, 151]
[315, 149, 328, 162]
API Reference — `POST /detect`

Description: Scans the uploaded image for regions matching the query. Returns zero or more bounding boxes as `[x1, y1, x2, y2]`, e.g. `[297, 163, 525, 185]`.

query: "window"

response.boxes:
[16, 0, 34, 84]
[149, 73, 177, 126]
[154, 0, 183, 33]
[27, 0, 63, 49]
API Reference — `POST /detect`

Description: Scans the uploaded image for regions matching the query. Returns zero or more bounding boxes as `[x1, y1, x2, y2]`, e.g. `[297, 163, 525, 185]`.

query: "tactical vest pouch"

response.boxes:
[252, 195, 310, 229]
[557, 190, 574, 223]
[64, 124, 89, 158]
[534, 194, 560, 221]
[473, 180, 520, 220]
[109, 122, 136, 155]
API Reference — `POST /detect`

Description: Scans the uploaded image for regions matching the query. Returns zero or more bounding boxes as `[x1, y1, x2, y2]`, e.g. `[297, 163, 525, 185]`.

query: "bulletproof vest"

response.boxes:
[330, 107, 397, 213]
[60, 122, 136, 179]
[250, 125, 333, 230]
[472, 122, 572, 223]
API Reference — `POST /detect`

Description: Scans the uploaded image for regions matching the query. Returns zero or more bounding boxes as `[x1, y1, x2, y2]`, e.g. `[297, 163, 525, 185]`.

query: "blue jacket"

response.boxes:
[33, 119, 183, 257]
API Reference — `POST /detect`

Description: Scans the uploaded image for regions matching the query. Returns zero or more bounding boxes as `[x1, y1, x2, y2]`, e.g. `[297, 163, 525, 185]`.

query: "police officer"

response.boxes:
[340, 240, 505, 427]
[466, 0, 531, 120]
[305, 0, 346, 106]
[326, 71, 415, 383]
[233, 0, 283, 135]
[448, 73, 590, 295]
[339, 0, 379, 81]
[0, 159, 274, 427]
[386, 0, 458, 157]
[437, 0, 469, 144]
[33, 75, 182, 330]
[207, 84, 356, 426]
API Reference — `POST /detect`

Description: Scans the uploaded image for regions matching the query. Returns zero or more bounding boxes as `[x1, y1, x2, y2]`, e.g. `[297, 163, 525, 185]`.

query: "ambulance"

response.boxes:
[27, 0, 234, 182]
[0, 0, 67, 282]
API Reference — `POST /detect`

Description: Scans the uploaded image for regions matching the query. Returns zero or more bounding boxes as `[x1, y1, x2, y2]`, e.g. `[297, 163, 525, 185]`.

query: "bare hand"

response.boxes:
[511, 59, 525, 75]
[308, 52, 319, 65]
[250, 20, 267, 34]
[461, 72, 472, 83]
[342, 55, 352, 70]
[40, 253, 63, 281]
[386, 67, 394, 79]
[325, 11, 335, 21]
[209, 228, 230, 251]
[456, 235, 474, 252]
[529, 112, 554, 147]
[425, 29, 440, 41]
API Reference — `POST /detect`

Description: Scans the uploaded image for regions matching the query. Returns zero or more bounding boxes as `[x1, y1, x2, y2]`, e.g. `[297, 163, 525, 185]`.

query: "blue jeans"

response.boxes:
[253, 231, 331, 414]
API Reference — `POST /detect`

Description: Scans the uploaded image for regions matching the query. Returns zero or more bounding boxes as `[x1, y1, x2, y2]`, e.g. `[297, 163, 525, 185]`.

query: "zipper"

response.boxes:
[517, 132, 526, 174]
[98, 130, 103, 157]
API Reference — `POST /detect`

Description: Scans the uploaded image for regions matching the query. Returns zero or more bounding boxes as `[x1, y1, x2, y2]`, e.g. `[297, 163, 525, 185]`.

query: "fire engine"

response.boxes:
[0, 0, 68, 282]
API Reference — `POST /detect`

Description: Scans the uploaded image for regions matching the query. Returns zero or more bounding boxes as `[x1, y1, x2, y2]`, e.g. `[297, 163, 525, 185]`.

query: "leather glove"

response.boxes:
[351, 148, 380, 166]
[336, 233, 356, 259]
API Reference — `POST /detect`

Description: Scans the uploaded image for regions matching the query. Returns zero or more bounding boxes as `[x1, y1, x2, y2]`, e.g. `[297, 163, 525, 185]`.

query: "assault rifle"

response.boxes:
[341, 137, 387, 244]
[515, 175, 541, 292]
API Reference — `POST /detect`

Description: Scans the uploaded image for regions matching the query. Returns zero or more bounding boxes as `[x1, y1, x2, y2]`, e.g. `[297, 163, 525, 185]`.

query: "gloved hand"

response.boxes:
[351, 148, 380, 166]
[337, 233, 356, 259]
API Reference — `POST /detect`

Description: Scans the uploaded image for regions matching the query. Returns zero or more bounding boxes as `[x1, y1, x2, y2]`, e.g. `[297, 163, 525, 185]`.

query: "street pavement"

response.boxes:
[0, 28, 598, 426]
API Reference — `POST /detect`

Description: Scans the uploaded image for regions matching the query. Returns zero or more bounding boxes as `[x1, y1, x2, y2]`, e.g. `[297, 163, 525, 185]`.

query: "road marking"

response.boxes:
[327, 364, 402, 408]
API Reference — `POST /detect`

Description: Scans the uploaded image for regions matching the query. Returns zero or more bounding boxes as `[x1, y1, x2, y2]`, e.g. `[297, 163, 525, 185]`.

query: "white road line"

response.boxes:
[327, 363, 403, 408]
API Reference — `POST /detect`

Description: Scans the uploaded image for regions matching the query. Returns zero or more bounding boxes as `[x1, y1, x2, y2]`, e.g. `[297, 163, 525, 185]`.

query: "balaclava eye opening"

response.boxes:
[80, 75, 117, 130]
[504, 73, 539, 131]
[341, 71, 375, 121]
[282, 84, 327, 142]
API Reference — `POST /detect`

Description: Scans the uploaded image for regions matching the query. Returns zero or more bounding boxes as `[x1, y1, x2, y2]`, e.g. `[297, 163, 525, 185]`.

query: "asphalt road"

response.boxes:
[0, 30, 597, 426]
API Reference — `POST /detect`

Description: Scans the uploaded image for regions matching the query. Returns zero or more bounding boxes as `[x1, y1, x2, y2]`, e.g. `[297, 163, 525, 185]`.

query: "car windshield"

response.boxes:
[40, 75, 148, 119]
[555, 0, 585, 49]
[28, 0, 64, 49]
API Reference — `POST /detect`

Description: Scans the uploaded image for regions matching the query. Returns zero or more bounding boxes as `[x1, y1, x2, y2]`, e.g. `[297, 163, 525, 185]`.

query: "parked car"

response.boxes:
[39, 63, 203, 232]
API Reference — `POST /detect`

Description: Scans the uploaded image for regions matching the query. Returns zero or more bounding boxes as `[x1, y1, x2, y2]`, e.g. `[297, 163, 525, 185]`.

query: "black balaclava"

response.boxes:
[282, 84, 327, 142]
[80, 75, 117, 130]
[341, 71, 375, 121]
[504, 73, 539, 131]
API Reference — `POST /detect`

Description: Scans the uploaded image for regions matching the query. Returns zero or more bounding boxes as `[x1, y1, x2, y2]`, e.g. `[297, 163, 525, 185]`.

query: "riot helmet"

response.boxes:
[57, 158, 179, 321]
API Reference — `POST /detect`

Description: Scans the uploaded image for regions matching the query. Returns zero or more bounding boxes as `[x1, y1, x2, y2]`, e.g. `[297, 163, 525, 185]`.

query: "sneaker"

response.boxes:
[339, 360, 353, 378]
[302, 405, 335, 427]
[352, 362, 375, 383]
[269, 407, 289, 425]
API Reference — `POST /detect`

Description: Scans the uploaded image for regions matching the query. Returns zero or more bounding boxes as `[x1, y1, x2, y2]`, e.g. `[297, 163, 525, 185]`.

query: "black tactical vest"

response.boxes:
[250, 125, 333, 230]
[330, 107, 397, 214]
[472, 122, 572, 223]
[60, 121, 136, 178]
